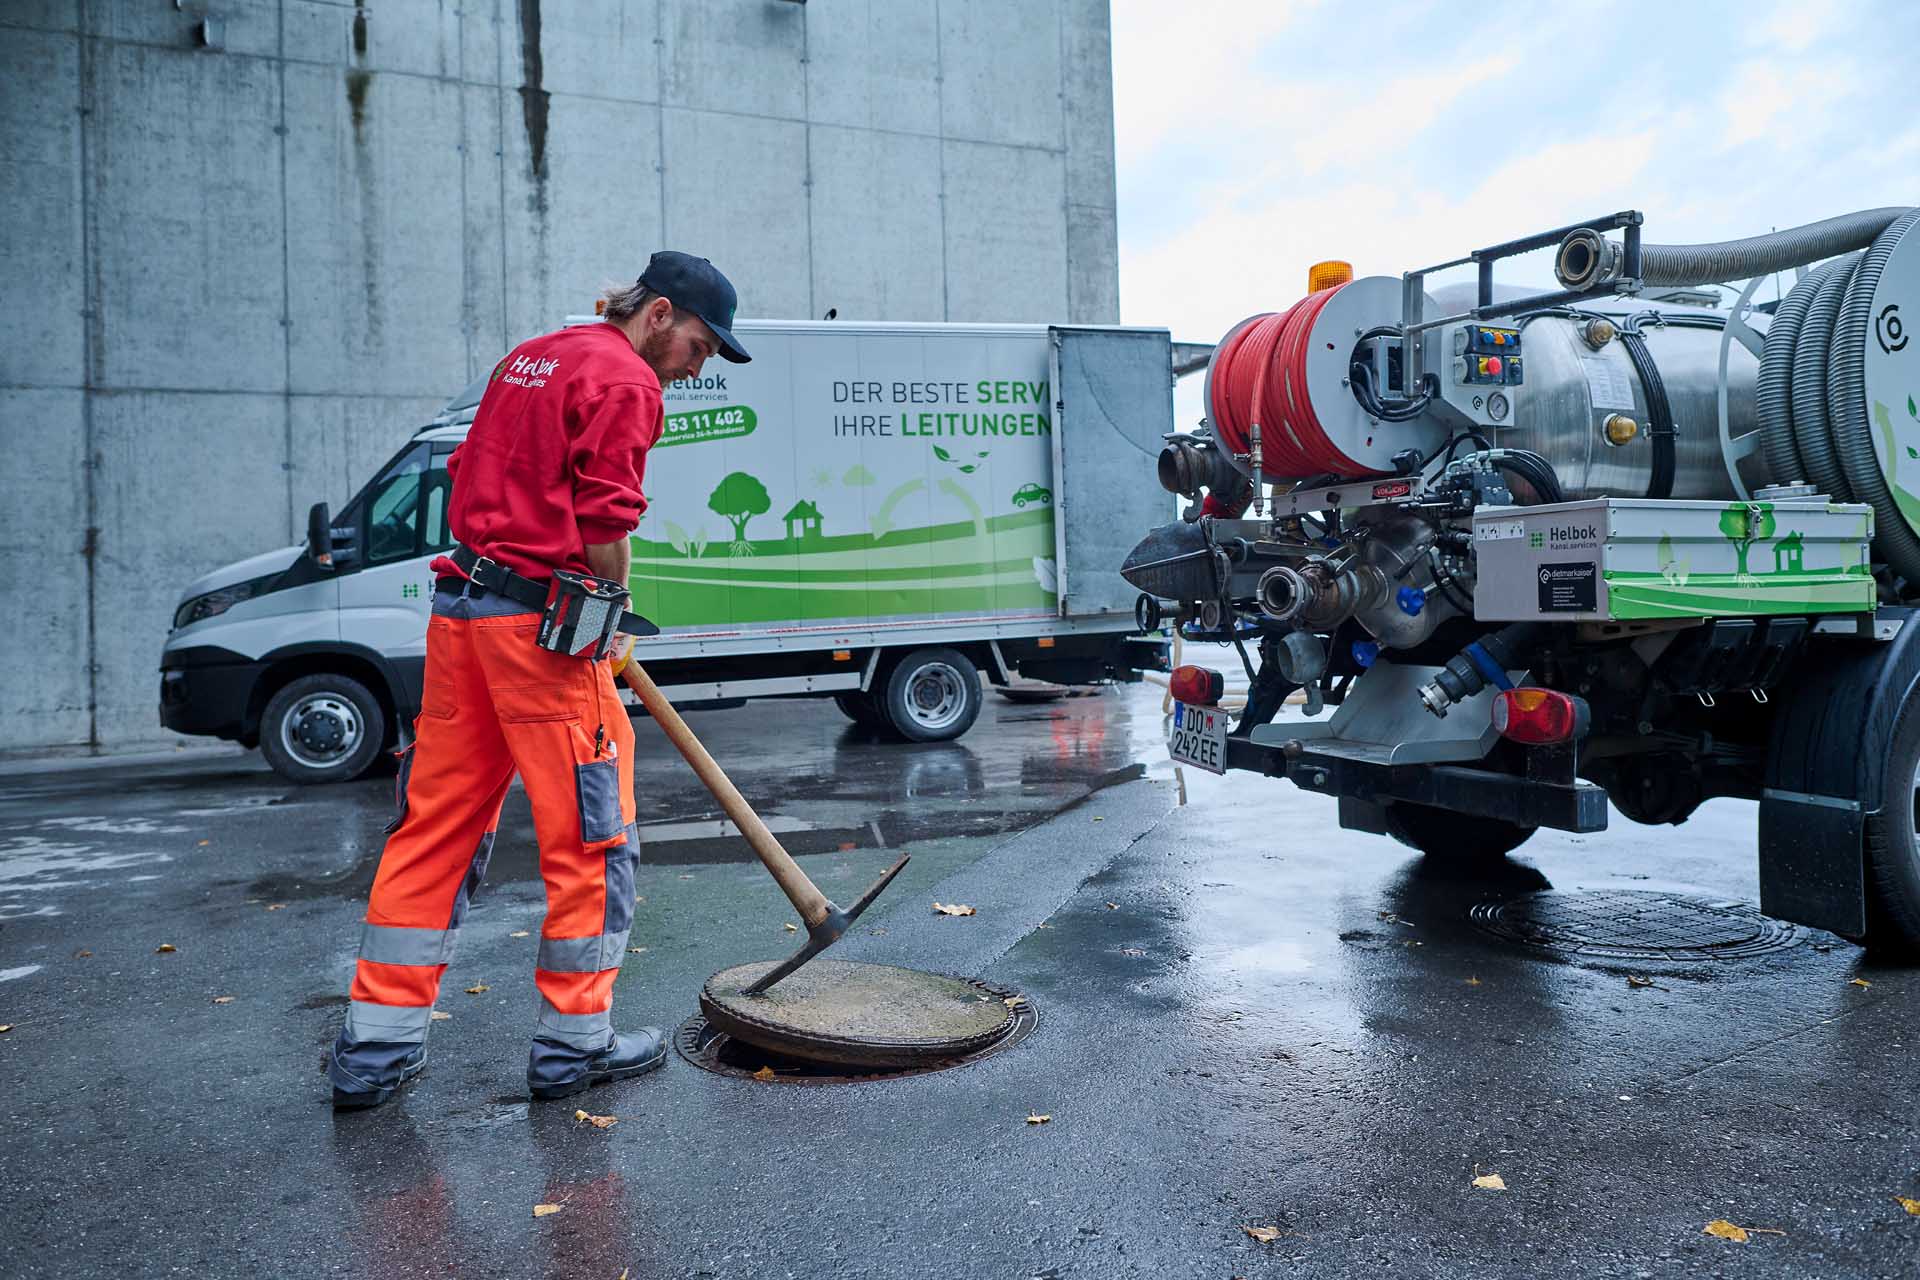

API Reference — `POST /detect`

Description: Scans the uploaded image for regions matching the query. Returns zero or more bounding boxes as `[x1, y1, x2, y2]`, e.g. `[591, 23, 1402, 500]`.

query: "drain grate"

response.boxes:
[676, 981, 1038, 1085]
[1470, 889, 1803, 961]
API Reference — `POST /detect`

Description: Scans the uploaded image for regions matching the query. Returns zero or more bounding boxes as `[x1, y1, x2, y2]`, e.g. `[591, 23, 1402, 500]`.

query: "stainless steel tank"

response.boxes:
[1492, 301, 1771, 500]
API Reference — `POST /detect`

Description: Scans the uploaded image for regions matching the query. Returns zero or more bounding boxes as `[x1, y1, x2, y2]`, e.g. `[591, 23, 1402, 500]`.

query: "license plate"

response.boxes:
[1168, 701, 1228, 775]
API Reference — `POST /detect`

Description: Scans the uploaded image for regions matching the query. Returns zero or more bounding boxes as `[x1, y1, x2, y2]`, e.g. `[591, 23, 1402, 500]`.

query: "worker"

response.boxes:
[328, 252, 750, 1109]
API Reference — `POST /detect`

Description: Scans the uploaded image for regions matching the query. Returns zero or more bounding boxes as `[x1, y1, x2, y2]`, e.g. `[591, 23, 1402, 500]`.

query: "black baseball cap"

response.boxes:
[637, 251, 751, 364]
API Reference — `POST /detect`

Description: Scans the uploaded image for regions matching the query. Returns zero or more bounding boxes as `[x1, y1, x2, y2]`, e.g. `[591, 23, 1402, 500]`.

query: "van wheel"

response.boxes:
[1859, 694, 1920, 959]
[259, 674, 387, 785]
[882, 648, 983, 742]
[1381, 801, 1536, 863]
[833, 691, 886, 728]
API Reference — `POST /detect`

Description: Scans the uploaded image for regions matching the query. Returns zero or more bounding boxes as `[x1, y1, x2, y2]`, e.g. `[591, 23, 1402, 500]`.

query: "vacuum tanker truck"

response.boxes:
[1122, 206, 1920, 956]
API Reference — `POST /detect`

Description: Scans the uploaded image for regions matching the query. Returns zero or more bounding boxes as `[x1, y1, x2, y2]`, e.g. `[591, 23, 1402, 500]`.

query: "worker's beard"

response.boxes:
[636, 324, 683, 384]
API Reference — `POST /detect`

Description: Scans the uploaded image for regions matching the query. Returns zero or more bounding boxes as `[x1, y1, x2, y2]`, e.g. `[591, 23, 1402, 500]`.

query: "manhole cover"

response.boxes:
[678, 978, 1037, 1085]
[1469, 890, 1803, 961]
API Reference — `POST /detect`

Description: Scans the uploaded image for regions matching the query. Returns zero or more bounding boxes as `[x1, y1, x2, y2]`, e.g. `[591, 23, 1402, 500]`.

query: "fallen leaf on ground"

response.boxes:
[1896, 1196, 1920, 1216]
[1703, 1219, 1785, 1242]
[573, 1110, 618, 1129]
[1471, 1173, 1507, 1191]
[1627, 975, 1654, 988]
[74, 950, 91, 958]
[197, 840, 209, 847]
[155, 944, 177, 953]
[752, 1066, 776, 1082]
[783, 923, 797, 932]
[1092, 816, 1104, 822]
[465, 984, 489, 994]
[0, 1025, 12, 1033]
[532, 1203, 562, 1218]
[678, 874, 694, 880]
[1851, 978, 1872, 988]
[212, 996, 235, 1005]
[265, 903, 287, 911]
[1104, 902, 1120, 910]
[634, 896, 645, 904]
[1120, 947, 1146, 957]
[1466, 976, 1482, 986]
[932, 902, 976, 917]
[628, 947, 647, 954]
[1241, 1225, 1280, 1242]
[431, 1011, 451, 1021]
[510, 930, 530, 938]
[1025, 1113, 1051, 1125]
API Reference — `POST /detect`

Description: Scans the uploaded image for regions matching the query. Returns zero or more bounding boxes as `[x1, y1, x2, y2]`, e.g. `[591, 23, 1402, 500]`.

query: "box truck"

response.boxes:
[161, 321, 1172, 783]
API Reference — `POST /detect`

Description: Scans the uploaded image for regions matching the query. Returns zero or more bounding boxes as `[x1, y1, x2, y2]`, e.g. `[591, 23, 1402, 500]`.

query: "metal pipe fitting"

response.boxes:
[1554, 228, 1625, 292]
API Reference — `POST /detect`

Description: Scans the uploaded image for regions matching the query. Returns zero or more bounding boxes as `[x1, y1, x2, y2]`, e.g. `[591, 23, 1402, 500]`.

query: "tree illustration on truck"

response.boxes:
[1718, 503, 1776, 581]
[709, 471, 771, 557]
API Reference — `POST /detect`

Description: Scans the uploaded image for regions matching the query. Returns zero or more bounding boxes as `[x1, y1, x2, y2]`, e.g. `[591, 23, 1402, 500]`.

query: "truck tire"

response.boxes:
[1381, 801, 1536, 863]
[259, 673, 387, 785]
[833, 691, 886, 728]
[1860, 693, 1920, 959]
[881, 648, 983, 742]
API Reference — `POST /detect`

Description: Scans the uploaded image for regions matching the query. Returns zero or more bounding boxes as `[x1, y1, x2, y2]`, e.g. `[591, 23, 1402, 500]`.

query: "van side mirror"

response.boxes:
[307, 502, 335, 568]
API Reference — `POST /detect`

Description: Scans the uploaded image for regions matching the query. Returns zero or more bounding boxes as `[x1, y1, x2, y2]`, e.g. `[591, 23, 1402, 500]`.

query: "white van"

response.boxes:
[160, 321, 1172, 783]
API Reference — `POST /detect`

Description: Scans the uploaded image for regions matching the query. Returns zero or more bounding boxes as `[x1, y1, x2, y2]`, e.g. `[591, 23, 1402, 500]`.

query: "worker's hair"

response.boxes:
[601, 281, 689, 325]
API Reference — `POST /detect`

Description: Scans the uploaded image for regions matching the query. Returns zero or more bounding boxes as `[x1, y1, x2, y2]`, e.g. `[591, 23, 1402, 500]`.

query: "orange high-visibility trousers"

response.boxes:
[327, 590, 637, 1096]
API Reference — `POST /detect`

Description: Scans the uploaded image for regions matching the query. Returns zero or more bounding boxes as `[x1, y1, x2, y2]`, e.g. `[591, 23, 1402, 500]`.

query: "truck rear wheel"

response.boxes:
[1381, 801, 1537, 863]
[881, 648, 983, 742]
[1860, 696, 1920, 959]
[259, 673, 387, 785]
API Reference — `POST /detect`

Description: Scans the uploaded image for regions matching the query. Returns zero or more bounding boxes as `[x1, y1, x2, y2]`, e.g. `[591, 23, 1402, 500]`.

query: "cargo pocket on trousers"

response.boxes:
[385, 743, 416, 834]
[575, 757, 623, 845]
[603, 837, 638, 937]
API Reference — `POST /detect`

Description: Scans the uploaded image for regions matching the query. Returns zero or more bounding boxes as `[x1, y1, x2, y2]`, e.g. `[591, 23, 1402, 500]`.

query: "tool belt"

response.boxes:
[448, 544, 659, 659]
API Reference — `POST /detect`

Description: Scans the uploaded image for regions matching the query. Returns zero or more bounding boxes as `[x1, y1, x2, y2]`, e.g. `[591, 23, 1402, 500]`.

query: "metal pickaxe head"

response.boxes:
[742, 852, 911, 996]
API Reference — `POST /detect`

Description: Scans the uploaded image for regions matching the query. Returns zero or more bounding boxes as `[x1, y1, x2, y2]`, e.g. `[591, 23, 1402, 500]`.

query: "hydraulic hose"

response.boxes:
[1635, 207, 1915, 288]
[1616, 317, 1676, 499]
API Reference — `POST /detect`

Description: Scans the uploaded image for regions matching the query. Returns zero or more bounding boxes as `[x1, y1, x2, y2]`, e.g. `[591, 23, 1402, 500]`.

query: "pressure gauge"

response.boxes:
[1486, 391, 1511, 423]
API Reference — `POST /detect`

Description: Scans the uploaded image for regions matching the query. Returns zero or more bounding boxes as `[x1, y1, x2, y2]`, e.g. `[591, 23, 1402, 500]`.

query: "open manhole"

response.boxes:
[678, 964, 1037, 1085]
[1469, 889, 1803, 961]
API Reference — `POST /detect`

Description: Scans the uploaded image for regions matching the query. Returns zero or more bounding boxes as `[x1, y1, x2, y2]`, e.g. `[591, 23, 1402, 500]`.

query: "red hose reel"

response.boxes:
[1204, 276, 1445, 482]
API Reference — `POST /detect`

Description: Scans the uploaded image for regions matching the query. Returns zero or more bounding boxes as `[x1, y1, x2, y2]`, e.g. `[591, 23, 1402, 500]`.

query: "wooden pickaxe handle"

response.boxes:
[618, 660, 833, 928]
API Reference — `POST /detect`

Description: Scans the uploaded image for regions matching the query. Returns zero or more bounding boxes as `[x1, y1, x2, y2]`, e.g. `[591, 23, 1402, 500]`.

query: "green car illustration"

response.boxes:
[1012, 483, 1053, 508]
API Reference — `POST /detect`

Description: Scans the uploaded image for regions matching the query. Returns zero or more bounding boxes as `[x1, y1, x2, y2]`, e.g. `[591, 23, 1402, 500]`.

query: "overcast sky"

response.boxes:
[1110, 0, 1920, 395]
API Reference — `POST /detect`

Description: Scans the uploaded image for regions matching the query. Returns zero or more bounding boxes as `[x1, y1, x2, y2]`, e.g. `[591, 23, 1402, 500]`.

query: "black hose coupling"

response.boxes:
[1417, 622, 1547, 718]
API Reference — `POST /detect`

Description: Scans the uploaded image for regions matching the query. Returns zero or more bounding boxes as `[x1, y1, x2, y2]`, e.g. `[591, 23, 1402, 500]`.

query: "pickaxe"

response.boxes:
[619, 661, 908, 995]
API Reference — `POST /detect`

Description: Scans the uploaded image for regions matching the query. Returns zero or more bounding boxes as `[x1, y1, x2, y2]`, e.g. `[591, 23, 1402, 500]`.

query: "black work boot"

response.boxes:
[330, 1044, 427, 1110]
[528, 1028, 667, 1101]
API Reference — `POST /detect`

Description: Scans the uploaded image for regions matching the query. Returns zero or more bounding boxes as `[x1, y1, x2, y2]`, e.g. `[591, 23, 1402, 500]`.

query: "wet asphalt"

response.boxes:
[1, 684, 1917, 1278]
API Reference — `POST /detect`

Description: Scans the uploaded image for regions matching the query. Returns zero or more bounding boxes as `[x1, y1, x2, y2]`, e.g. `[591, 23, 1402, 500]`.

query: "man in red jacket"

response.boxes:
[329, 252, 750, 1109]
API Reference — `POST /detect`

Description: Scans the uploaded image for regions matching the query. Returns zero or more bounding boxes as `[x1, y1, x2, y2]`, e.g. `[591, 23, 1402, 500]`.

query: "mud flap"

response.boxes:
[1758, 790, 1867, 937]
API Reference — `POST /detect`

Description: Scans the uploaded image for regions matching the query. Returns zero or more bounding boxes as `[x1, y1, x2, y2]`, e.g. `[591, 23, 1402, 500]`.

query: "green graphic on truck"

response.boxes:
[635, 331, 1065, 633]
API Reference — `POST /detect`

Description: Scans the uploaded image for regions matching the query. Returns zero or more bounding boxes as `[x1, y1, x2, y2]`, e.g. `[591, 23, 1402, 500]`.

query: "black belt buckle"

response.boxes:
[537, 570, 630, 660]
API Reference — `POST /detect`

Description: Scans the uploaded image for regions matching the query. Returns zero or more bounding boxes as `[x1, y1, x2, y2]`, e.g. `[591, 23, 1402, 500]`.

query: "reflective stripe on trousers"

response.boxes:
[328, 605, 638, 1093]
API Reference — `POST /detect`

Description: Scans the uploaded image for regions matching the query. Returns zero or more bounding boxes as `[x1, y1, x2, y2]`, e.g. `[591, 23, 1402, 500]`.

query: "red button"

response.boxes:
[1486, 356, 1503, 376]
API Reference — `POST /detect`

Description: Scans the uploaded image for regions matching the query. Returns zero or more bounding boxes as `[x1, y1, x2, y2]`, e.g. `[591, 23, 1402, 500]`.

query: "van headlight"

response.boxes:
[172, 573, 282, 630]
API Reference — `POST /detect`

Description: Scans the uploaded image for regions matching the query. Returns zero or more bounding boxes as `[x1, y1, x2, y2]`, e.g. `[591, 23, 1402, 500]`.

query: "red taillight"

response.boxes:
[1170, 665, 1225, 706]
[1491, 687, 1586, 744]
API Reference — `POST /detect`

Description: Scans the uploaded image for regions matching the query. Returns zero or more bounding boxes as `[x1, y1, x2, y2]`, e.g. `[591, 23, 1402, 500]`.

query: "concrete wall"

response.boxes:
[0, 0, 1119, 755]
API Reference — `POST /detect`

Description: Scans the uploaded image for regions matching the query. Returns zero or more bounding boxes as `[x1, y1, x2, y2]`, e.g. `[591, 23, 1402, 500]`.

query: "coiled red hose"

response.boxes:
[1208, 285, 1367, 478]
